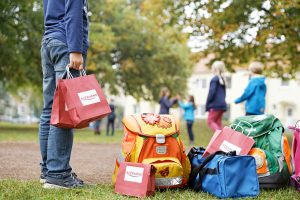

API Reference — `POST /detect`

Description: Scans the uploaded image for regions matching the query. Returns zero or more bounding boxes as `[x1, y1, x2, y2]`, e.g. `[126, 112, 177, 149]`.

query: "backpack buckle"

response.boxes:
[156, 134, 165, 144]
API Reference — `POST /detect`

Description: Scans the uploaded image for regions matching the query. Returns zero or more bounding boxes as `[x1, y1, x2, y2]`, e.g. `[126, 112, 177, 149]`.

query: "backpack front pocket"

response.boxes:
[142, 157, 183, 188]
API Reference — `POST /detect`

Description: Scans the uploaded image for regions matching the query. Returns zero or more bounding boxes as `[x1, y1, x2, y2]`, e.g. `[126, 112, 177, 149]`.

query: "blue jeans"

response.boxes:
[106, 119, 115, 136]
[39, 38, 85, 179]
[186, 120, 194, 142]
[94, 119, 102, 134]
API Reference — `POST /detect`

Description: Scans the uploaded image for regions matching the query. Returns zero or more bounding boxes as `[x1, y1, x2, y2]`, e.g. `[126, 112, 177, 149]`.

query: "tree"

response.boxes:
[88, 0, 192, 100]
[179, 0, 300, 78]
[0, 0, 193, 100]
[0, 1, 43, 89]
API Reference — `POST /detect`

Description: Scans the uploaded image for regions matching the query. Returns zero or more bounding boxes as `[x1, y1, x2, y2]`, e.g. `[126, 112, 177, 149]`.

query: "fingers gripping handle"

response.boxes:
[66, 65, 87, 79]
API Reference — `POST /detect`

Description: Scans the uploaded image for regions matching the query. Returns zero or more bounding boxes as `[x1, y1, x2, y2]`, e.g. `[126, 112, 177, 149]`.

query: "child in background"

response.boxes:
[179, 95, 196, 145]
[205, 61, 227, 132]
[159, 87, 177, 114]
[94, 120, 101, 135]
[107, 99, 116, 136]
[235, 61, 266, 115]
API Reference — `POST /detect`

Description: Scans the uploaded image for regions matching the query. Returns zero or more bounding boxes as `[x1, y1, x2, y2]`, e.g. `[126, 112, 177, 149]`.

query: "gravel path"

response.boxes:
[0, 142, 120, 184]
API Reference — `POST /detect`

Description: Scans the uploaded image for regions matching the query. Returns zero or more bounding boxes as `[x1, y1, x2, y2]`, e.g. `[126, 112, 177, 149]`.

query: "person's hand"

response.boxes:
[176, 94, 181, 100]
[69, 52, 84, 70]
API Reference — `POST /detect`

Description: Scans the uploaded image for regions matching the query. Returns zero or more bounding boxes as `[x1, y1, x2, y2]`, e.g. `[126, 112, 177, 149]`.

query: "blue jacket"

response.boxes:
[43, 0, 89, 55]
[205, 76, 227, 112]
[235, 76, 266, 115]
[159, 96, 177, 114]
[179, 101, 195, 121]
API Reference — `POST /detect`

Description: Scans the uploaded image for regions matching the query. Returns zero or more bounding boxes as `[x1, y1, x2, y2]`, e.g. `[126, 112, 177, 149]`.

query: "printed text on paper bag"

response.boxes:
[124, 166, 144, 183]
[77, 89, 101, 106]
[219, 140, 242, 155]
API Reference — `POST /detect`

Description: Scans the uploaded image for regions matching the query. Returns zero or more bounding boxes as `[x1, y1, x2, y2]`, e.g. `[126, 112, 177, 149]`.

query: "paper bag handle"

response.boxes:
[288, 120, 300, 131]
[66, 65, 87, 79]
[296, 120, 300, 128]
[230, 120, 254, 136]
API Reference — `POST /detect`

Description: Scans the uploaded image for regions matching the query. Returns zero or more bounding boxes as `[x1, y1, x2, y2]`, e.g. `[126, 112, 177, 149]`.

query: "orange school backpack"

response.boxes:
[112, 113, 191, 188]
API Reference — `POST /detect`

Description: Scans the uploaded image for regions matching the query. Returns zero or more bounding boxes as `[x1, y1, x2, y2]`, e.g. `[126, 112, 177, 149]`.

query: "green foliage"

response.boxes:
[0, 1, 43, 90]
[179, 0, 300, 77]
[88, 0, 192, 100]
[0, 0, 192, 100]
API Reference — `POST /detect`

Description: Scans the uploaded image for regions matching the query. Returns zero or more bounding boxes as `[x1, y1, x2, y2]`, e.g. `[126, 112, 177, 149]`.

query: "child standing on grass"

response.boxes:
[205, 61, 227, 132]
[235, 61, 266, 115]
[179, 95, 196, 145]
[39, 0, 89, 189]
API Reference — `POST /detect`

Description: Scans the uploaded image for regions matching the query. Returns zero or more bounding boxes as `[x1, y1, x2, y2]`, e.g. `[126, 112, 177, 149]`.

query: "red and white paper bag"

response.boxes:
[203, 126, 255, 157]
[50, 74, 111, 128]
[115, 162, 156, 198]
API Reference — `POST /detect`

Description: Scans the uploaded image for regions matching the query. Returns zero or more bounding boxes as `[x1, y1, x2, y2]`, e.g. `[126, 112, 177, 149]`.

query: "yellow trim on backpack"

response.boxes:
[131, 136, 145, 162]
[142, 157, 181, 165]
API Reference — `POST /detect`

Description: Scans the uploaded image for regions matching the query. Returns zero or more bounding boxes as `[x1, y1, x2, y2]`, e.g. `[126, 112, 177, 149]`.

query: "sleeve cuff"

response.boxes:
[68, 48, 83, 53]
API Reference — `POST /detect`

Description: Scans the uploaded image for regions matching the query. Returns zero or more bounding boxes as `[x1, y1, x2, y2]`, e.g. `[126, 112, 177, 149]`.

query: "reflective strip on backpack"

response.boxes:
[155, 176, 182, 187]
[278, 156, 284, 172]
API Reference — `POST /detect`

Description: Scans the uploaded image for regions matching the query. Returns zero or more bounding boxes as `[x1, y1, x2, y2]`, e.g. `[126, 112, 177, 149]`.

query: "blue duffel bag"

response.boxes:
[188, 148, 259, 198]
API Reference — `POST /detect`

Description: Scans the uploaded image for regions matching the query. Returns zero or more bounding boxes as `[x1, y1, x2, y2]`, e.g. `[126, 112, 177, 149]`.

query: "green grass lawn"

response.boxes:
[0, 180, 299, 200]
[0, 121, 299, 199]
[0, 120, 214, 147]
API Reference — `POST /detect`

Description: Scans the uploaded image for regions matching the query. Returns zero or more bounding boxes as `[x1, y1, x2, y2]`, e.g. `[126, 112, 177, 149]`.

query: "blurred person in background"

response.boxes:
[106, 99, 116, 136]
[178, 95, 196, 145]
[205, 61, 227, 132]
[94, 120, 102, 135]
[235, 61, 266, 115]
[159, 87, 177, 114]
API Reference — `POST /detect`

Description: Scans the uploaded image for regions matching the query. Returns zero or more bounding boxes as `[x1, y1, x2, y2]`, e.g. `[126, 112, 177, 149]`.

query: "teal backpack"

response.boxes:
[231, 114, 293, 188]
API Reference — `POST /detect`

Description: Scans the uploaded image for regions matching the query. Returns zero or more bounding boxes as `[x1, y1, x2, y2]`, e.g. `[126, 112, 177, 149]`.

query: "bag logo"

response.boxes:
[77, 89, 101, 106]
[219, 140, 242, 155]
[124, 166, 144, 183]
[159, 167, 169, 177]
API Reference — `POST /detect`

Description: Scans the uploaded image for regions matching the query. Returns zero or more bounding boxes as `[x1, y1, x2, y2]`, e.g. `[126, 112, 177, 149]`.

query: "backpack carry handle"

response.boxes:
[231, 120, 254, 136]
[188, 147, 206, 165]
[189, 151, 236, 191]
